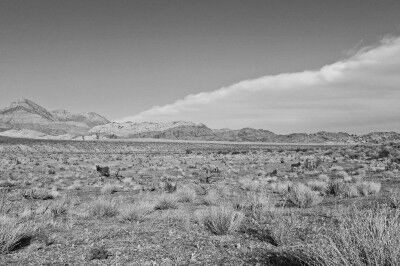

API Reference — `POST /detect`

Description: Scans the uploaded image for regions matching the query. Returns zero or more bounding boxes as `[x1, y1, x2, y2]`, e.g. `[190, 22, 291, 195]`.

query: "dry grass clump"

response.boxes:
[238, 177, 261, 191]
[270, 181, 291, 194]
[86, 245, 111, 261]
[327, 180, 359, 198]
[0, 215, 37, 254]
[233, 190, 274, 219]
[336, 170, 352, 182]
[286, 183, 322, 208]
[306, 180, 328, 194]
[196, 206, 244, 235]
[119, 202, 154, 222]
[266, 214, 317, 247]
[0, 194, 12, 215]
[88, 199, 119, 218]
[0, 180, 16, 188]
[160, 181, 177, 193]
[176, 186, 197, 203]
[290, 207, 400, 266]
[100, 183, 120, 195]
[317, 174, 330, 183]
[387, 189, 400, 208]
[66, 180, 83, 190]
[356, 181, 381, 196]
[154, 194, 178, 210]
[340, 183, 359, 198]
[22, 188, 58, 200]
[50, 199, 70, 219]
[200, 189, 221, 206]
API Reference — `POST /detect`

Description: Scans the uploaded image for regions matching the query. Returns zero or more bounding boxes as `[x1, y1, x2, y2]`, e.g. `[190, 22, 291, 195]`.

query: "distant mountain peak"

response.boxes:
[1, 98, 55, 121]
[0, 99, 109, 135]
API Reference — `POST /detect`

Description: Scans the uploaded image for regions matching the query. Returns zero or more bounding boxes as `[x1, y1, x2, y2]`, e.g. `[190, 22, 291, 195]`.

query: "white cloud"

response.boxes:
[119, 36, 400, 133]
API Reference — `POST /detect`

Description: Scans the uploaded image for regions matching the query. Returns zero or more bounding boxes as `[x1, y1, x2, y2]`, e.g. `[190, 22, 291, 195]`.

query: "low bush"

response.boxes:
[290, 207, 400, 265]
[317, 174, 330, 182]
[119, 202, 153, 222]
[196, 206, 244, 235]
[86, 245, 111, 261]
[154, 194, 178, 210]
[200, 189, 221, 206]
[286, 183, 322, 208]
[176, 186, 197, 203]
[327, 180, 359, 198]
[50, 199, 69, 219]
[387, 189, 400, 208]
[22, 188, 57, 200]
[100, 183, 120, 195]
[0, 215, 37, 254]
[270, 181, 291, 194]
[356, 181, 381, 196]
[306, 180, 328, 194]
[232, 191, 273, 219]
[88, 199, 119, 218]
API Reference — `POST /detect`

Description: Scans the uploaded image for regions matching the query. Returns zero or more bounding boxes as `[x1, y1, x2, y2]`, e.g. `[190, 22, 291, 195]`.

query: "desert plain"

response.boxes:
[0, 136, 400, 265]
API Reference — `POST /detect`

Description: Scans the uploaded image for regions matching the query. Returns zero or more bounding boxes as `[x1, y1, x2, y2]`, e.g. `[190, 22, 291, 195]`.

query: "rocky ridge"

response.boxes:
[0, 99, 109, 136]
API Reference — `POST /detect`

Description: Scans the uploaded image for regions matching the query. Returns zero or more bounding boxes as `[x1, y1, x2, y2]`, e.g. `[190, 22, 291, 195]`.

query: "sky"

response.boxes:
[0, 0, 399, 133]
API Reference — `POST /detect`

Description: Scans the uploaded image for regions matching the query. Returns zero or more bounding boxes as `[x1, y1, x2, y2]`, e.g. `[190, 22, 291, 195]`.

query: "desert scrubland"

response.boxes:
[1, 137, 400, 265]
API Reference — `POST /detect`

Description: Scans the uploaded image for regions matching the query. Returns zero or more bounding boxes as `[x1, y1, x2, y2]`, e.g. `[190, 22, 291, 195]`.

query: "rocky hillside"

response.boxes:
[89, 121, 204, 138]
[91, 120, 400, 144]
[52, 109, 109, 127]
[0, 99, 109, 135]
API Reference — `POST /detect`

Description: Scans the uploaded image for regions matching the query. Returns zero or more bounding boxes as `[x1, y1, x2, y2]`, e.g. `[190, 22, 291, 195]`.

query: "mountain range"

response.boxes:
[0, 99, 399, 144]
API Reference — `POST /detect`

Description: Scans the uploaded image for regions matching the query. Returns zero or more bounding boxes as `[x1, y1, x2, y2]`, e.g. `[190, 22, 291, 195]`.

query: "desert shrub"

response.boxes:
[196, 206, 244, 235]
[0, 180, 16, 188]
[0, 215, 37, 254]
[327, 180, 359, 198]
[100, 183, 120, 195]
[176, 186, 197, 203]
[200, 189, 221, 206]
[387, 189, 400, 209]
[340, 183, 359, 198]
[378, 148, 390, 159]
[336, 170, 352, 182]
[67, 180, 83, 190]
[86, 245, 111, 261]
[96, 165, 110, 177]
[290, 207, 400, 266]
[352, 174, 364, 183]
[0, 194, 12, 215]
[356, 168, 367, 176]
[48, 169, 56, 175]
[233, 191, 274, 219]
[286, 183, 322, 208]
[50, 199, 69, 219]
[306, 180, 328, 194]
[241, 204, 318, 248]
[239, 177, 260, 191]
[22, 188, 57, 200]
[161, 181, 177, 193]
[88, 199, 119, 218]
[154, 194, 178, 210]
[330, 165, 344, 171]
[356, 181, 381, 196]
[270, 181, 291, 194]
[119, 203, 153, 222]
[317, 174, 330, 182]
